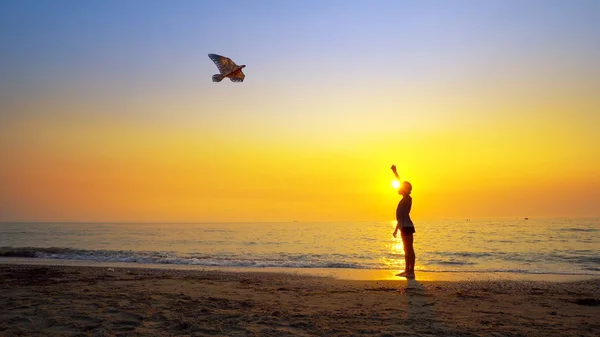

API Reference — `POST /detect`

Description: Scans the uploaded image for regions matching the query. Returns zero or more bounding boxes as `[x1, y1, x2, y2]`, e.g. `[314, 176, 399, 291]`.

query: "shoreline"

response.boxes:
[1, 263, 599, 336]
[1, 257, 598, 282]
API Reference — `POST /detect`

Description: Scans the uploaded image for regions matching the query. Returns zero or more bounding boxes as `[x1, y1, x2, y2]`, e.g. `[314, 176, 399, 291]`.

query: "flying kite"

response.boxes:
[208, 54, 246, 82]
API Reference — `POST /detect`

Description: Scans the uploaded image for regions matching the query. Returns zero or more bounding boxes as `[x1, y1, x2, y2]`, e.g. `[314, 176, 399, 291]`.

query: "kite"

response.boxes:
[208, 54, 246, 83]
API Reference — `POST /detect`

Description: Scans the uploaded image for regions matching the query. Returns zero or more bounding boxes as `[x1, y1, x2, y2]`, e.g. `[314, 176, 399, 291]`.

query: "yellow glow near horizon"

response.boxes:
[1, 108, 599, 222]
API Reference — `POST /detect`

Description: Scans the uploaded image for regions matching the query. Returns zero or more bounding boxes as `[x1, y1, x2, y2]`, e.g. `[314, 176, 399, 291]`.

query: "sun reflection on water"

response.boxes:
[381, 221, 405, 272]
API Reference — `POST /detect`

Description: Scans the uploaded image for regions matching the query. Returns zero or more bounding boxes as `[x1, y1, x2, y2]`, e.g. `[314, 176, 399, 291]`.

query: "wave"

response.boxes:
[0, 247, 365, 269]
[428, 260, 477, 266]
[562, 227, 598, 232]
[443, 251, 494, 258]
[416, 268, 599, 276]
[1, 246, 599, 276]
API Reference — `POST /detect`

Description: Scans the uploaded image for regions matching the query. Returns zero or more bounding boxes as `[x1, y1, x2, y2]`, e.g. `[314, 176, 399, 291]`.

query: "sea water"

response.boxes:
[1, 218, 599, 278]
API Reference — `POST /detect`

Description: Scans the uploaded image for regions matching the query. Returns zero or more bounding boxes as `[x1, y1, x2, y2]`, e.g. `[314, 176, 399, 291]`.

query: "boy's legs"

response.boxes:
[402, 233, 415, 274]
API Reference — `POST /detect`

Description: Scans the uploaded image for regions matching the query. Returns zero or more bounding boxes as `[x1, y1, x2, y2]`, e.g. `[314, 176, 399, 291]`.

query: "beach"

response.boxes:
[1, 264, 599, 336]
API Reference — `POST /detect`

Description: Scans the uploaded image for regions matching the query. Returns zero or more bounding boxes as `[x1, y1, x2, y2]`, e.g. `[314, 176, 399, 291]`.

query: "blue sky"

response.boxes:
[3, 0, 598, 102]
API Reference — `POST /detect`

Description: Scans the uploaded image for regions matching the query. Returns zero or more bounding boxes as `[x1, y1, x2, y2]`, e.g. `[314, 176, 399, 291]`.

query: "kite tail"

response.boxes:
[212, 74, 224, 82]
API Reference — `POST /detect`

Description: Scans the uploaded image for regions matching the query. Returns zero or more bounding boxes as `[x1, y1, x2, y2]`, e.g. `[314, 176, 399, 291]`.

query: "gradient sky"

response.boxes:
[1, 0, 599, 222]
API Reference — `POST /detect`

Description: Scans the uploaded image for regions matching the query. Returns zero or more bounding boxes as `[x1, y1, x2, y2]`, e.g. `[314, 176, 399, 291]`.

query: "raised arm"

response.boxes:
[391, 165, 400, 180]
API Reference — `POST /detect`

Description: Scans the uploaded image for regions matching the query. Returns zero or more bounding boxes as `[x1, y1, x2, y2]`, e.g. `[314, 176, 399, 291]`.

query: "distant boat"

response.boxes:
[524, 217, 529, 220]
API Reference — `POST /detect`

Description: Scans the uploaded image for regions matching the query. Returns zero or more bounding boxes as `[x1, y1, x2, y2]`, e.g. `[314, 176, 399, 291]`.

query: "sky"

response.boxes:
[1, 0, 599, 222]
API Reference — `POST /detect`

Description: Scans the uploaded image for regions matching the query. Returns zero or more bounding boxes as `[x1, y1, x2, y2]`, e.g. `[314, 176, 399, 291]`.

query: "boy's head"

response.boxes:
[399, 181, 412, 195]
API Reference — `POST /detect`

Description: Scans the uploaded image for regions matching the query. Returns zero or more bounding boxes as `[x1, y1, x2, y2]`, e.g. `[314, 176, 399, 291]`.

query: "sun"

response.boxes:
[392, 180, 400, 189]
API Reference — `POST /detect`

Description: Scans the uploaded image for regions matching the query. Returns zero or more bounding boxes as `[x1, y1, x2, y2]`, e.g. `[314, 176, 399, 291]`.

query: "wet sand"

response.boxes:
[1, 264, 599, 336]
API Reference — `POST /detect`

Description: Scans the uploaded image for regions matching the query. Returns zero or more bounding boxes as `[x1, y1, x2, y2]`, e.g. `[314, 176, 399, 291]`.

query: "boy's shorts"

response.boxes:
[400, 227, 415, 236]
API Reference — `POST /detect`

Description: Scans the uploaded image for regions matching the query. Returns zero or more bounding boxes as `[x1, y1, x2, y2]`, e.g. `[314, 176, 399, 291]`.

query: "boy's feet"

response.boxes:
[395, 271, 415, 279]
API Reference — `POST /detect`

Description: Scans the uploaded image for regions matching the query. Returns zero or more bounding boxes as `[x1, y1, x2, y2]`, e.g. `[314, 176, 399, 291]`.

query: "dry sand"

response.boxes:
[0, 264, 599, 336]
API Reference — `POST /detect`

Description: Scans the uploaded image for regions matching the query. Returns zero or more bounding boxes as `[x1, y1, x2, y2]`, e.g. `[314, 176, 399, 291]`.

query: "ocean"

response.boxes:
[1, 218, 599, 279]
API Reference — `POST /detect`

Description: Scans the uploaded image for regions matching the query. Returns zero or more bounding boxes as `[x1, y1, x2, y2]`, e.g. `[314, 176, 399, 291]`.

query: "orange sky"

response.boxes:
[1, 1, 599, 221]
[2, 94, 598, 221]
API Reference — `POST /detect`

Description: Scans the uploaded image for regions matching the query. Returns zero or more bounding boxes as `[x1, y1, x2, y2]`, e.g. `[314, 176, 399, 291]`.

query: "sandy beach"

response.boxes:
[0, 264, 598, 336]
